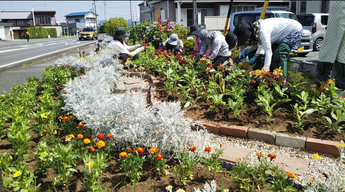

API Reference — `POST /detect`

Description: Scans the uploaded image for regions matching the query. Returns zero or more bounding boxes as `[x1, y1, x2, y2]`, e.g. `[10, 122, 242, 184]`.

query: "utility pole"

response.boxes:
[103, 0, 107, 21]
[94, 0, 98, 29]
[193, 0, 197, 25]
[130, 0, 133, 28]
[32, 8, 35, 26]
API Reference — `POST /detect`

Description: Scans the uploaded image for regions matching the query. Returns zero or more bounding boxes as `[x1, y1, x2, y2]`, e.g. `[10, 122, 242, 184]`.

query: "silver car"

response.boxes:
[297, 13, 328, 51]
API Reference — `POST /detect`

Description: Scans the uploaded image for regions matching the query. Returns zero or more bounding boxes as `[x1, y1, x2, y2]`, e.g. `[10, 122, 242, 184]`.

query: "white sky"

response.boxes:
[0, 1, 142, 22]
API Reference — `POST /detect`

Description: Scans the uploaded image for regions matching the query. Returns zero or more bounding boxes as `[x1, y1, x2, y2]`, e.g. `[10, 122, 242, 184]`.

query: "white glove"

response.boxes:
[130, 46, 145, 57]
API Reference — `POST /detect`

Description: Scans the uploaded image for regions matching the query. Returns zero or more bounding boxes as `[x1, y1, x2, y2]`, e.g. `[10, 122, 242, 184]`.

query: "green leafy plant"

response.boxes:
[255, 85, 278, 123]
[34, 141, 53, 175]
[226, 97, 245, 119]
[198, 146, 223, 178]
[173, 146, 198, 185]
[118, 149, 146, 191]
[292, 103, 316, 130]
[323, 109, 345, 134]
[148, 147, 169, 176]
[82, 151, 109, 191]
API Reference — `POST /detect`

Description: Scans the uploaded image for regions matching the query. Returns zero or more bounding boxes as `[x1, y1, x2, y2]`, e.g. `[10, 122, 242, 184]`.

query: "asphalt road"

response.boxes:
[0, 37, 96, 70]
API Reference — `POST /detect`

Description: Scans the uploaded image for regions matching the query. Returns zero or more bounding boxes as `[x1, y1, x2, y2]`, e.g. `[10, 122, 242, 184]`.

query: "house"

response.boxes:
[139, 0, 329, 27]
[0, 10, 61, 39]
[62, 11, 98, 36]
[0, 23, 14, 40]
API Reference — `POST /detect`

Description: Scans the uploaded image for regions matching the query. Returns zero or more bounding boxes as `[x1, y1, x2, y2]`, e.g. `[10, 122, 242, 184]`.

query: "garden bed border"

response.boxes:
[128, 71, 341, 157]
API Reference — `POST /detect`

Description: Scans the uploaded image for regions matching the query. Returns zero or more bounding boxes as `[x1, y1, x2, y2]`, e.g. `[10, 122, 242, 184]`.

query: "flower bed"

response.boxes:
[0, 45, 344, 191]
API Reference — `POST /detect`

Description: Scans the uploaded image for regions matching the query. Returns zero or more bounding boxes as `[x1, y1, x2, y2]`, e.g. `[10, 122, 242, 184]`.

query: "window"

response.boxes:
[300, 0, 306, 14]
[75, 19, 80, 22]
[321, 15, 328, 25]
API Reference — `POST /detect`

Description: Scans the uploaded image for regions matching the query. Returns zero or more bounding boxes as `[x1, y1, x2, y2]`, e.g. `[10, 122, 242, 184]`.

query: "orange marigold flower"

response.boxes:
[96, 140, 105, 148]
[83, 138, 91, 144]
[137, 147, 144, 155]
[132, 149, 137, 153]
[268, 153, 276, 159]
[189, 146, 196, 152]
[119, 152, 128, 158]
[149, 147, 159, 154]
[156, 153, 164, 160]
[77, 134, 83, 139]
[68, 134, 75, 138]
[127, 147, 132, 152]
[286, 172, 296, 179]
[42, 130, 48, 134]
[310, 177, 315, 183]
[58, 115, 63, 119]
[204, 147, 211, 152]
[97, 134, 104, 139]
[63, 116, 69, 121]
[89, 146, 96, 152]
[69, 116, 73, 119]
[106, 134, 113, 139]
[256, 152, 262, 158]
[78, 122, 85, 128]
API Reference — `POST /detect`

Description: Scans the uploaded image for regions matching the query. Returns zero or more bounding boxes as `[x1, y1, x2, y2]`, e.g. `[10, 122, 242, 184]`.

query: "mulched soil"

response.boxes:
[151, 75, 345, 141]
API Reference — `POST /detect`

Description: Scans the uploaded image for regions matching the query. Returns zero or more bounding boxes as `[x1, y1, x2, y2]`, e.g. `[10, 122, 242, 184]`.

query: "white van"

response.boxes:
[296, 13, 328, 51]
[229, 10, 313, 56]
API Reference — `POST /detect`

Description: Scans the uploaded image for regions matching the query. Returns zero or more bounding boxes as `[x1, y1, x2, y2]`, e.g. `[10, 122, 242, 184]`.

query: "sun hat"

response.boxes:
[187, 24, 199, 35]
[233, 21, 253, 46]
[167, 34, 179, 46]
[197, 29, 212, 47]
[225, 32, 238, 51]
[113, 27, 129, 40]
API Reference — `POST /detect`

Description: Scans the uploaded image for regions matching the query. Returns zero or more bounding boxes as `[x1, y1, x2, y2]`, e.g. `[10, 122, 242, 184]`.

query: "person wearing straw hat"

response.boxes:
[196, 29, 231, 66]
[234, 18, 303, 78]
[163, 33, 184, 54]
[109, 27, 146, 64]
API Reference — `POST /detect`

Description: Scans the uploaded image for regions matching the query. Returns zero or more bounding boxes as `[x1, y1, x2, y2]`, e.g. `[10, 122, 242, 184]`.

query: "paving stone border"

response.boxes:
[128, 72, 342, 157]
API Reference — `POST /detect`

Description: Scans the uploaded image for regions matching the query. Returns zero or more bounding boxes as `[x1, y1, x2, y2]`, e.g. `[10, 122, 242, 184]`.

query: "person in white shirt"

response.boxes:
[234, 18, 303, 77]
[108, 27, 146, 64]
[162, 33, 184, 54]
[316, 1, 345, 93]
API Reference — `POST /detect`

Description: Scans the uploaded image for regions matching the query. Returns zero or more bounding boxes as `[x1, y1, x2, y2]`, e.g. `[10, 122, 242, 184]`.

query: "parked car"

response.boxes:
[229, 10, 313, 56]
[79, 27, 98, 40]
[296, 13, 328, 51]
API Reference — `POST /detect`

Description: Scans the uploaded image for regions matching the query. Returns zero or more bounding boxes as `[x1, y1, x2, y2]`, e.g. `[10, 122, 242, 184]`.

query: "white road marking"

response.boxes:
[0, 43, 95, 69]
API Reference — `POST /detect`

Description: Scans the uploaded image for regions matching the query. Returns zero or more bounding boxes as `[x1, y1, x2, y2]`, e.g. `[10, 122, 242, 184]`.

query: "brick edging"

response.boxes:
[147, 73, 340, 157]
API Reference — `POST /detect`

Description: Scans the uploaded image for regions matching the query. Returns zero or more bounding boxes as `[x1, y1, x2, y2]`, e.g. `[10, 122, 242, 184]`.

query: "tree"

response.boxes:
[103, 17, 129, 36]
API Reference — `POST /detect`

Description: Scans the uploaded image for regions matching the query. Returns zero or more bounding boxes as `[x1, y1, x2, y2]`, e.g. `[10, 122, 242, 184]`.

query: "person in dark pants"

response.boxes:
[316, 1, 345, 97]
[234, 19, 303, 77]
[162, 33, 184, 54]
[195, 29, 231, 66]
[25, 31, 30, 42]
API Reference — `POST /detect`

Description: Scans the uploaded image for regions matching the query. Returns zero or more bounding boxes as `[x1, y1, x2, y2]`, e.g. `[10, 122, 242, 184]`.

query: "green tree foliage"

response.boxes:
[103, 17, 129, 36]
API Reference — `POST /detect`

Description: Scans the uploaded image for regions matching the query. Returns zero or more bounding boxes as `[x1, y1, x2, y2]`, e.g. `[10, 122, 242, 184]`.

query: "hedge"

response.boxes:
[22, 27, 57, 39]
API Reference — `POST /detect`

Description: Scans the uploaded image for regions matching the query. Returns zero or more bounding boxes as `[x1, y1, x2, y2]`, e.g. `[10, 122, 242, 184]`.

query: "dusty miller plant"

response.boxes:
[194, 180, 217, 192]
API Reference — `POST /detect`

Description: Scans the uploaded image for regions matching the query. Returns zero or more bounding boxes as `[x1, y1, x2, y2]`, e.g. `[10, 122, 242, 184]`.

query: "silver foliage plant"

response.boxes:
[60, 50, 216, 155]
[194, 180, 217, 192]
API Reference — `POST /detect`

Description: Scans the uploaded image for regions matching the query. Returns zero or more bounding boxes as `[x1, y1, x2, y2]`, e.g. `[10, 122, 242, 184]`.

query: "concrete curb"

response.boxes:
[144, 72, 341, 157]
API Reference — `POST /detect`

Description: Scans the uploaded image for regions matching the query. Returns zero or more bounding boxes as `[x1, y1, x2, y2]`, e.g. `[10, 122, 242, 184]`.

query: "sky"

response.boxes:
[0, 1, 142, 22]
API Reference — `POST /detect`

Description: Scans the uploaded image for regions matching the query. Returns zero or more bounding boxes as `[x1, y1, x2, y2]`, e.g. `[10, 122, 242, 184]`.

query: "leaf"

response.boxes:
[183, 101, 191, 108]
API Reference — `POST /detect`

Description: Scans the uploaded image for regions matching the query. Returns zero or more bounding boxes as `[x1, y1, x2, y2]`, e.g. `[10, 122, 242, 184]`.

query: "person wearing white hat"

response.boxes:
[163, 33, 184, 54]
[108, 27, 146, 64]
[196, 29, 232, 66]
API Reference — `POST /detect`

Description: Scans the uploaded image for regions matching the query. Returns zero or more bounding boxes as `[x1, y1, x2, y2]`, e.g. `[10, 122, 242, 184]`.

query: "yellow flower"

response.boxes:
[166, 185, 172, 191]
[13, 171, 22, 178]
[86, 161, 93, 168]
[68, 134, 75, 139]
[94, 62, 98, 65]
[312, 154, 321, 160]
[176, 189, 185, 192]
[40, 151, 48, 157]
[222, 189, 229, 192]
[40, 113, 48, 118]
[53, 130, 57, 135]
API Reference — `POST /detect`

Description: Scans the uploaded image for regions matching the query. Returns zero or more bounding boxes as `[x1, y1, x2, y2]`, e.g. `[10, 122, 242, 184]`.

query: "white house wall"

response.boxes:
[0, 27, 5, 40]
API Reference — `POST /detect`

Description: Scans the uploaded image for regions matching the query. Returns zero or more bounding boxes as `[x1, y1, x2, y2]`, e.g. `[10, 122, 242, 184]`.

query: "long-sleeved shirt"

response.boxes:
[108, 40, 144, 57]
[255, 18, 303, 69]
[199, 31, 231, 59]
[318, 1, 345, 64]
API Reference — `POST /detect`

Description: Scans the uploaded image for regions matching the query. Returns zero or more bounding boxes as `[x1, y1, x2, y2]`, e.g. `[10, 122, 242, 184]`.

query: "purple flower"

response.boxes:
[153, 35, 156, 40]
[157, 38, 160, 40]
[158, 18, 162, 24]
